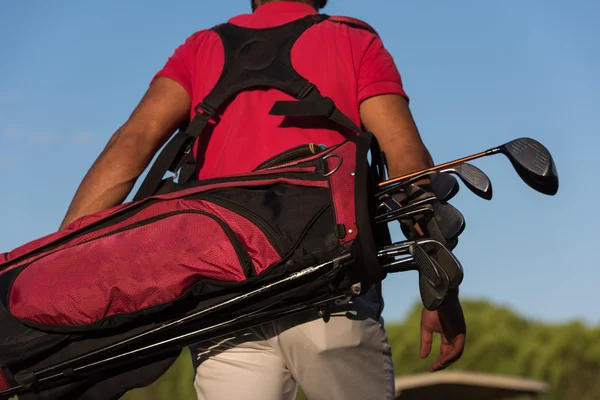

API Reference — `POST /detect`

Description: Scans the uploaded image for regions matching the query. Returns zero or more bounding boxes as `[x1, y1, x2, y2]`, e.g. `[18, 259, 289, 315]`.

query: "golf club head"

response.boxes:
[418, 238, 464, 288]
[430, 172, 460, 201]
[378, 238, 463, 291]
[434, 203, 466, 241]
[410, 243, 450, 311]
[500, 138, 559, 196]
[445, 163, 493, 200]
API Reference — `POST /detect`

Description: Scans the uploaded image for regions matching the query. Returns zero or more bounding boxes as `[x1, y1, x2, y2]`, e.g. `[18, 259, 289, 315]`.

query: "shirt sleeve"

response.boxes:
[356, 34, 409, 104]
[150, 31, 205, 100]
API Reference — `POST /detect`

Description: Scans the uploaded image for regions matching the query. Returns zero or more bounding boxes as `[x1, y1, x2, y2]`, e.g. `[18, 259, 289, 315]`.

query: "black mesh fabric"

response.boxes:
[203, 184, 331, 254]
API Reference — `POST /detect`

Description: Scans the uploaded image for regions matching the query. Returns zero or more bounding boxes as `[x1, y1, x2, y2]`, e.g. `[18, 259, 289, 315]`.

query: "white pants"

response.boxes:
[189, 286, 395, 400]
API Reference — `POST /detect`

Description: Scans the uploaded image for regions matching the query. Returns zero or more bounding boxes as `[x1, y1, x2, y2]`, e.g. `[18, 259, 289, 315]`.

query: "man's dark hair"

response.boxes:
[252, 0, 328, 12]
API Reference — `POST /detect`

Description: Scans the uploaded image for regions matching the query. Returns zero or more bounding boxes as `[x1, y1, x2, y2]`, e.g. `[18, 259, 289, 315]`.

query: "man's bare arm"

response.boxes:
[59, 77, 191, 230]
[359, 94, 434, 178]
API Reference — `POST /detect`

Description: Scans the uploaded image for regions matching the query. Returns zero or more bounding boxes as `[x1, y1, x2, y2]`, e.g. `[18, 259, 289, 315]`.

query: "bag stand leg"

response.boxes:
[0, 255, 352, 399]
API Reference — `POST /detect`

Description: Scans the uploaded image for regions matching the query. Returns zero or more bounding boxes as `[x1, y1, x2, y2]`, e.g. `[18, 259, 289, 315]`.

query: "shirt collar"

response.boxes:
[254, 1, 318, 16]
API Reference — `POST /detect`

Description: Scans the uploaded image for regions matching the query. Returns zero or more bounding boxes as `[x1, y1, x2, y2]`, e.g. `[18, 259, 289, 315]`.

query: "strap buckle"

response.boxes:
[298, 83, 316, 100]
[194, 102, 218, 119]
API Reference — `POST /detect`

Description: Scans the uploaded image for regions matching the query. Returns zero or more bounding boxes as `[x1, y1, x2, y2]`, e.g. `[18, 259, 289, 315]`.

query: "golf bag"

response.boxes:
[0, 15, 395, 399]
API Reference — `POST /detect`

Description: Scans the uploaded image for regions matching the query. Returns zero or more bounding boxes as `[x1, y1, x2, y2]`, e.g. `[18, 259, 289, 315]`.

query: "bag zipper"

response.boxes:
[0, 198, 163, 273]
[5, 210, 256, 283]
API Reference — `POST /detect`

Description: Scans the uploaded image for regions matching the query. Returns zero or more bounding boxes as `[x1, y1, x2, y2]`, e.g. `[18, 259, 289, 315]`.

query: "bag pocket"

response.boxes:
[200, 184, 336, 272]
[3, 208, 265, 330]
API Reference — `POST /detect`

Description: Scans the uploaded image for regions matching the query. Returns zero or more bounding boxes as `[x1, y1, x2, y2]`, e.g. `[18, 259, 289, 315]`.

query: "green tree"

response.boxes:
[386, 300, 600, 400]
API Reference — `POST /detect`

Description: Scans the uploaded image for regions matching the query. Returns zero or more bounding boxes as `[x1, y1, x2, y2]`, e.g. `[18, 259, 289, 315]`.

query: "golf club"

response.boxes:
[377, 198, 466, 242]
[379, 238, 463, 289]
[442, 163, 492, 200]
[378, 193, 437, 213]
[377, 172, 459, 208]
[379, 163, 492, 200]
[418, 238, 464, 288]
[430, 171, 460, 201]
[375, 205, 434, 224]
[378, 137, 559, 196]
[411, 243, 450, 310]
[433, 202, 466, 241]
[377, 240, 450, 310]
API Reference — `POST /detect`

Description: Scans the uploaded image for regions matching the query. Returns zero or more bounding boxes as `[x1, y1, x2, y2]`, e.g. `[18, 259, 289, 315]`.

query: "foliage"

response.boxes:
[386, 299, 600, 400]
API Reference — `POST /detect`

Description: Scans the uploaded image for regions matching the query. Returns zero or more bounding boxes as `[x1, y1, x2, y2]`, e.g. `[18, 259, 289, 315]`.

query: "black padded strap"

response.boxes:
[269, 88, 366, 137]
[203, 15, 328, 112]
[369, 135, 386, 182]
[178, 151, 198, 185]
[133, 16, 330, 201]
[132, 113, 209, 202]
[133, 131, 193, 202]
[132, 13, 383, 201]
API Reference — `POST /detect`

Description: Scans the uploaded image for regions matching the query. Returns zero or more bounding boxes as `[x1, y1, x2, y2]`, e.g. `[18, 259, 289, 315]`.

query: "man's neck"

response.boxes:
[254, 0, 317, 12]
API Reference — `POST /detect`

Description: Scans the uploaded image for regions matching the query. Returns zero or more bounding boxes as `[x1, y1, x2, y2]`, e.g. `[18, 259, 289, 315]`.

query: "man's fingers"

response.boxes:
[420, 328, 433, 359]
[429, 335, 466, 372]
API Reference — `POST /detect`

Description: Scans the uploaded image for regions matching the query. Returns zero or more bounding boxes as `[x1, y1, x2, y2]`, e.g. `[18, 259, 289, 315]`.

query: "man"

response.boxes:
[59, 0, 466, 399]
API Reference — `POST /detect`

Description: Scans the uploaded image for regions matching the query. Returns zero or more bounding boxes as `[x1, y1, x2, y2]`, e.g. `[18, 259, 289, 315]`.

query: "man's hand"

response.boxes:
[420, 291, 466, 372]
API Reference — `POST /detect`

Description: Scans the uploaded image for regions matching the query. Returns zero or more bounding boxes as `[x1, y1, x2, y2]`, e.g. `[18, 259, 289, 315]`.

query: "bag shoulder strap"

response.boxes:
[133, 14, 377, 201]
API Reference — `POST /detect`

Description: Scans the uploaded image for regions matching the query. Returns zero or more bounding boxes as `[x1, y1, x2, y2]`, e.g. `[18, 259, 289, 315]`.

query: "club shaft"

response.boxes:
[378, 195, 435, 214]
[25, 256, 348, 380]
[375, 206, 432, 224]
[376, 202, 431, 222]
[383, 257, 417, 272]
[378, 149, 498, 190]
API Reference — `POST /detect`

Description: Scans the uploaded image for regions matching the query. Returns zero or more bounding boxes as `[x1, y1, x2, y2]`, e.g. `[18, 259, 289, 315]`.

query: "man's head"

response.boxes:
[251, 0, 328, 12]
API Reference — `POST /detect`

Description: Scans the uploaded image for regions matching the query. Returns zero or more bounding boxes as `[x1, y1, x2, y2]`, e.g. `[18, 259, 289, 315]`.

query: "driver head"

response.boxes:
[501, 138, 559, 196]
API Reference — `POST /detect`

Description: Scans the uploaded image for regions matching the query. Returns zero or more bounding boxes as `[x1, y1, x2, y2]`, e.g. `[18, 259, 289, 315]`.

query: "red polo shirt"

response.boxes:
[153, 2, 407, 179]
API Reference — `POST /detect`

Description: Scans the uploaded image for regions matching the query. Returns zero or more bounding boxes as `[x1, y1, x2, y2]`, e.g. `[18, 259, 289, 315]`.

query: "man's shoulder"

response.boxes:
[324, 15, 380, 37]
[175, 28, 222, 52]
[184, 28, 216, 41]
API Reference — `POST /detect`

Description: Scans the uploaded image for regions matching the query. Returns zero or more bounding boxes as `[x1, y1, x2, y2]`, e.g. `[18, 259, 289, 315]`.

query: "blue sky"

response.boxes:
[0, 0, 597, 325]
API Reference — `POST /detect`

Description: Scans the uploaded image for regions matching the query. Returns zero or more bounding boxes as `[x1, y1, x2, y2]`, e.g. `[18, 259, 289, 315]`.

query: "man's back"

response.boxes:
[154, 1, 406, 179]
[56, 3, 466, 399]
